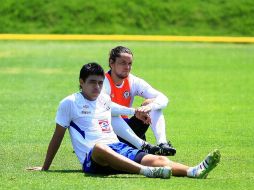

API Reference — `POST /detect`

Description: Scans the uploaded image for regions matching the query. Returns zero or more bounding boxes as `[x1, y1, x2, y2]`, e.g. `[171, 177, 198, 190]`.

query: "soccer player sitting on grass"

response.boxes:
[103, 46, 176, 156]
[28, 63, 220, 179]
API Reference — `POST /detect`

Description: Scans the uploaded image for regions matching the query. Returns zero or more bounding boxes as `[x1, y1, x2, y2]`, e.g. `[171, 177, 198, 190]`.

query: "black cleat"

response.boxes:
[158, 142, 176, 156]
[141, 142, 161, 155]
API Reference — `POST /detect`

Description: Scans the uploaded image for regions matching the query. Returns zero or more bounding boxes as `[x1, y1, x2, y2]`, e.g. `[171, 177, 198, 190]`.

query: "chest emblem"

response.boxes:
[98, 119, 111, 133]
[123, 91, 130, 99]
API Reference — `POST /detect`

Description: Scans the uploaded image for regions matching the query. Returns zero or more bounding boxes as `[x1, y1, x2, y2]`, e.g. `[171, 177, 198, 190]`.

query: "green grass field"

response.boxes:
[0, 41, 253, 189]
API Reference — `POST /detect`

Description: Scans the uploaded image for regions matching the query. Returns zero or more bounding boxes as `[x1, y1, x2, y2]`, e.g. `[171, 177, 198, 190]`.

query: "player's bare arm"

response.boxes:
[27, 124, 66, 171]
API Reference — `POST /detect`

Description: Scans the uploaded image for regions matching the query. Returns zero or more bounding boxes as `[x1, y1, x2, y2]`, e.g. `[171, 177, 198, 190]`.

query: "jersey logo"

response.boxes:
[123, 91, 130, 99]
[103, 103, 110, 111]
[86, 160, 91, 167]
[82, 104, 91, 114]
[98, 119, 111, 133]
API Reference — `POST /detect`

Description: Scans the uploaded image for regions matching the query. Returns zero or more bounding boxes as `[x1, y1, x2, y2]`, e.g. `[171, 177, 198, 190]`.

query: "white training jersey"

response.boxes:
[55, 92, 119, 165]
[103, 73, 169, 110]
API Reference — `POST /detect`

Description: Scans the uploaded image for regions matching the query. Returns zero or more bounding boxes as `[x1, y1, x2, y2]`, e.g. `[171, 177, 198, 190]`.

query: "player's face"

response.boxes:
[80, 75, 104, 101]
[110, 53, 132, 79]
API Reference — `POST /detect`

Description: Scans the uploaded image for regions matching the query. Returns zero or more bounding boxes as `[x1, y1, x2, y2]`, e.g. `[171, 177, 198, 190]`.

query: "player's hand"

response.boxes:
[141, 98, 155, 106]
[26, 166, 44, 171]
[136, 105, 152, 113]
[135, 111, 151, 125]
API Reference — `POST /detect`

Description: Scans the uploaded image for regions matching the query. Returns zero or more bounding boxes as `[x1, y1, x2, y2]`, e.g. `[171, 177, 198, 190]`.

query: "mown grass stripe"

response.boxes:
[0, 34, 254, 43]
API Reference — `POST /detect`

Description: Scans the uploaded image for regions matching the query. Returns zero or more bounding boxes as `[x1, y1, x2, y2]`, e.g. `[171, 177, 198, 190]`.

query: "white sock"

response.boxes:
[187, 159, 209, 178]
[139, 166, 152, 176]
[140, 166, 171, 179]
[187, 167, 198, 177]
[150, 110, 167, 144]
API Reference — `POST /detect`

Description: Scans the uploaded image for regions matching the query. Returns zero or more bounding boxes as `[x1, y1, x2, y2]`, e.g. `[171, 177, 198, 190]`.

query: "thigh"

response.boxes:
[109, 142, 149, 165]
[83, 147, 120, 174]
[83, 142, 141, 174]
[108, 142, 140, 161]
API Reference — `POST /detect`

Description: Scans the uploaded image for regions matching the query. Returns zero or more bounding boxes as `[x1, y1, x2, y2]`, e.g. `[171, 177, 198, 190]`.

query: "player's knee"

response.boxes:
[156, 156, 171, 166]
[92, 143, 111, 166]
[93, 143, 108, 156]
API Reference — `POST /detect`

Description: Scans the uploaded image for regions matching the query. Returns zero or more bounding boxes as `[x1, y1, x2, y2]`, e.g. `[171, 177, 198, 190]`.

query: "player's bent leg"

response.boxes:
[91, 143, 141, 174]
[140, 142, 161, 155]
[112, 116, 144, 149]
[149, 110, 176, 156]
[158, 142, 176, 156]
[127, 116, 149, 141]
[126, 116, 161, 155]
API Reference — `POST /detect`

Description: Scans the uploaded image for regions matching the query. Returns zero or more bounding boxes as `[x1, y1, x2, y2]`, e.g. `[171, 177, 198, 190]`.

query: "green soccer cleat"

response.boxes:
[197, 149, 221, 179]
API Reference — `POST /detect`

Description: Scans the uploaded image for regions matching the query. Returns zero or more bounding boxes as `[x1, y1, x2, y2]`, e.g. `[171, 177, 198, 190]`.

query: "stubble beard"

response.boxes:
[116, 72, 129, 79]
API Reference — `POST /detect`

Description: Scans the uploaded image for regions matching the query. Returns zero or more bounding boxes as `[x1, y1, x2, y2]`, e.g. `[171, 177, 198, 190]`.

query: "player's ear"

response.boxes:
[109, 59, 114, 67]
[79, 78, 84, 85]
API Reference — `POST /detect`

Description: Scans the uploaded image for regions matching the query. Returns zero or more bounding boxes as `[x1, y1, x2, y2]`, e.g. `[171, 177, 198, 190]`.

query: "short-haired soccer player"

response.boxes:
[28, 63, 220, 179]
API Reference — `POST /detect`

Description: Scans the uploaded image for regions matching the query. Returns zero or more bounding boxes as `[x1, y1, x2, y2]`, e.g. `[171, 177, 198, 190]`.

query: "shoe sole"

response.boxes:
[198, 149, 221, 179]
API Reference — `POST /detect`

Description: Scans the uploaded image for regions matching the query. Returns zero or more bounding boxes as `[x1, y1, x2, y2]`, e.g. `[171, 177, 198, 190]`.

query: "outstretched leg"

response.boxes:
[90, 143, 220, 179]
[141, 149, 221, 178]
[187, 149, 221, 178]
[140, 154, 189, 176]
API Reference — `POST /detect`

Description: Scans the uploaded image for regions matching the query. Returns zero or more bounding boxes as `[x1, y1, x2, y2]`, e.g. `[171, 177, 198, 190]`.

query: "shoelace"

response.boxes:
[195, 156, 211, 177]
[141, 143, 150, 153]
[147, 167, 164, 177]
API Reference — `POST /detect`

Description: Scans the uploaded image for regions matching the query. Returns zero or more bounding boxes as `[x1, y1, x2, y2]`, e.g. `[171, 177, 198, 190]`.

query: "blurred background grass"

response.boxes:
[0, 0, 254, 36]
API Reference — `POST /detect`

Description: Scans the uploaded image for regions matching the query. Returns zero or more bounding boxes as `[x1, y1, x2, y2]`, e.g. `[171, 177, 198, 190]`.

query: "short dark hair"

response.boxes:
[79, 62, 105, 89]
[109, 46, 133, 67]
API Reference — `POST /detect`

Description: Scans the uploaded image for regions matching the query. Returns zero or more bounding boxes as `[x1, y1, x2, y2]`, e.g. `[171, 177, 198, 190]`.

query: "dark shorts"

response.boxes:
[83, 142, 147, 174]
